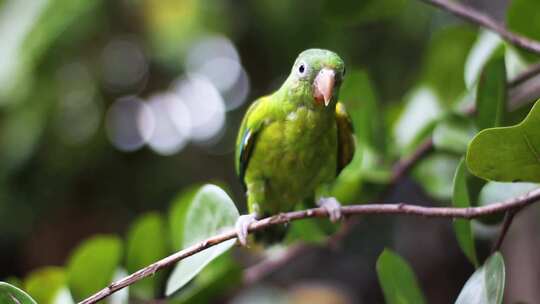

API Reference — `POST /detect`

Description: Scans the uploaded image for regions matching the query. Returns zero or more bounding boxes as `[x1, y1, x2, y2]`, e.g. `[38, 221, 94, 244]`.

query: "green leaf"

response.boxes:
[475, 49, 507, 130]
[466, 99, 540, 182]
[433, 115, 477, 154]
[169, 252, 241, 304]
[67, 235, 122, 301]
[455, 252, 505, 304]
[413, 154, 460, 200]
[394, 86, 443, 152]
[507, 0, 540, 62]
[126, 212, 169, 300]
[165, 184, 239, 296]
[464, 30, 504, 89]
[169, 185, 201, 251]
[376, 249, 426, 304]
[420, 26, 477, 105]
[479, 182, 539, 206]
[0, 282, 37, 304]
[452, 159, 479, 267]
[24, 267, 66, 304]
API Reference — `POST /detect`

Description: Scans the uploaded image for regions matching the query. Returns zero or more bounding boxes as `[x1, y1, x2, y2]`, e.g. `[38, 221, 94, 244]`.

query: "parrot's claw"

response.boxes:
[317, 197, 342, 222]
[235, 213, 257, 246]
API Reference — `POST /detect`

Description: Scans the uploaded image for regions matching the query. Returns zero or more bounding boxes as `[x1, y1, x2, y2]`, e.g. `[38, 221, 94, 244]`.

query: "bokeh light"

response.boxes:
[101, 38, 148, 93]
[105, 96, 154, 152]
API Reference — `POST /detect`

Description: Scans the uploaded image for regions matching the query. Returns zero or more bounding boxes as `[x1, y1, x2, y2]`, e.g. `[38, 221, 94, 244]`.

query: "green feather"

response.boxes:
[235, 49, 354, 221]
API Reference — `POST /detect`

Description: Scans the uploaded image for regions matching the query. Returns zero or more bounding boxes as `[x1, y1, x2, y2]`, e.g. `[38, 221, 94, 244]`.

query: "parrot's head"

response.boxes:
[285, 48, 345, 108]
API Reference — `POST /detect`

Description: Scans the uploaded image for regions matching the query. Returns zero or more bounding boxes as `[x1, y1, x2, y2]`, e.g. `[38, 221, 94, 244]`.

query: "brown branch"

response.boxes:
[509, 63, 540, 88]
[421, 0, 540, 55]
[492, 208, 520, 252]
[79, 187, 540, 304]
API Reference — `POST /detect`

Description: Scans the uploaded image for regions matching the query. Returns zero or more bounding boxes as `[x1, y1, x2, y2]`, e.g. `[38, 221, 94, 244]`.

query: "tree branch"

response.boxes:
[79, 187, 540, 304]
[421, 0, 540, 55]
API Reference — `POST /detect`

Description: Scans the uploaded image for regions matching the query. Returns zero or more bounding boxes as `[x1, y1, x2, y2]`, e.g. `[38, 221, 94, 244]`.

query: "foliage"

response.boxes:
[0, 0, 539, 303]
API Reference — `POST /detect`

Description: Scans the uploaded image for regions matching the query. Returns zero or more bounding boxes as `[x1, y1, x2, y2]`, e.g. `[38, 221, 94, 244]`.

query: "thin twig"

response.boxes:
[492, 208, 520, 252]
[509, 63, 540, 88]
[421, 0, 540, 55]
[79, 188, 540, 304]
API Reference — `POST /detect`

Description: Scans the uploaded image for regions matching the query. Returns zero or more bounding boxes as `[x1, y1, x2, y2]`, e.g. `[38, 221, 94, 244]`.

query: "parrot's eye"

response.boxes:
[297, 63, 307, 76]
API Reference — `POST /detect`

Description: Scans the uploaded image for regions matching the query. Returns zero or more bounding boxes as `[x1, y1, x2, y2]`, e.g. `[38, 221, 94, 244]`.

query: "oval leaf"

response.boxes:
[467, 99, 540, 182]
[126, 213, 168, 299]
[376, 249, 426, 304]
[455, 252, 505, 304]
[0, 282, 37, 304]
[24, 267, 66, 304]
[165, 184, 239, 295]
[452, 159, 479, 267]
[67, 235, 122, 301]
[475, 49, 506, 130]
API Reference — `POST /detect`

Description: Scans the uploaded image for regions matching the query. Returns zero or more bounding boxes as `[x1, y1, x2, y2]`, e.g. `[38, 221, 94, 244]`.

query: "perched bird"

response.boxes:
[235, 49, 355, 245]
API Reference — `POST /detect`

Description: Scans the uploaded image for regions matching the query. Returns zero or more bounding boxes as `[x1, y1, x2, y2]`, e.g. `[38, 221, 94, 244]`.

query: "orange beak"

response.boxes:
[313, 68, 335, 107]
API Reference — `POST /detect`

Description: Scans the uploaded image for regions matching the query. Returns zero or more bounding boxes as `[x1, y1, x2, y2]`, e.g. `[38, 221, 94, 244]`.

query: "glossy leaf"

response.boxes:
[433, 115, 477, 154]
[67, 235, 122, 301]
[166, 184, 239, 295]
[452, 159, 478, 267]
[475, 49, 506, 130]
[479, 182, 539, 206]
[24, 267, 66, 304]
[467, 99, 540, 182]
[455, 252, 505, 304]
[0, 282, 37, 304]
[464, 30, 503, 89]
[376, 249, 426, 304]
[126, 213, 168, 299]
[169, 185, 201, 251]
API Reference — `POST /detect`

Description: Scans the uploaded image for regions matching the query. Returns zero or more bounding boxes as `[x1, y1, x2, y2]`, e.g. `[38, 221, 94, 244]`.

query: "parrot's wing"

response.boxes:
[235, 96, 272, 190]
[335, 102, 355, 175]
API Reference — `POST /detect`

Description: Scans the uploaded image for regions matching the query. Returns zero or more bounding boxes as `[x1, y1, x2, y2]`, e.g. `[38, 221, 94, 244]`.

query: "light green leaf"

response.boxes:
[455, 252, 505, 304]
[126, 212, 168, 299]
[433, 115, 477, 154]
[464, 30, 503, 89]
[394, 86, 443, 152]
[413, 154, 460, 200]
[507, 0, 540, 62]
[24, 267, 66, 304]
[452, 159, 479, 267]
[475, 50, 506, 130]
[0, 282, 37, 304]
[466, 99, 540, 182]
[479, 182, 539, 206]
[376, 249, 426, 304]
[66, 235, 122, 301]
[165, 184, 239, 296]
[169, 185, 201, 250]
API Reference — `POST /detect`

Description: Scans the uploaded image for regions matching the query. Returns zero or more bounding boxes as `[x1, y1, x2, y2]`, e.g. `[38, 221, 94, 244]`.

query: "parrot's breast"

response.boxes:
[245, 106, 337, 214]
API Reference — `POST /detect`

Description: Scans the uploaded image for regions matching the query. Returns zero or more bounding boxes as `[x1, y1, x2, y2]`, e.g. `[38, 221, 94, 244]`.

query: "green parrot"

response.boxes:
[235, 48, 355, 245]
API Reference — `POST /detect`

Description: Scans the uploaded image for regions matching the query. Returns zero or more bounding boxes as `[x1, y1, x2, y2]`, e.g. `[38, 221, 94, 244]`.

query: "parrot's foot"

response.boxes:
[317, 197, 342, 222]
[235, 213, 258, 246]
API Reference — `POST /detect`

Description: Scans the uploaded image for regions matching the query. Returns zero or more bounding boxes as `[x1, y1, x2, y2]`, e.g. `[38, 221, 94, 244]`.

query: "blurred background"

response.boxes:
[1, 0, 538, 303]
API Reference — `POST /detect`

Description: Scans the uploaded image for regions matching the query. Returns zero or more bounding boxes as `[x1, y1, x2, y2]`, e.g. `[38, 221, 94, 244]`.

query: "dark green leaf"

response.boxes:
[452, 159, 478, 267]
[0, 282, 37, 304]
[507, 0, 540, 62]
[466, 99, 540, 182]
[455, 252, 505, 304]
[126, 212, 168, 299]
[67, 235, 122, 301]
[376, 249, 426, 304]
[165, 184, 239, 295]
[475, 49, 507, 130]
